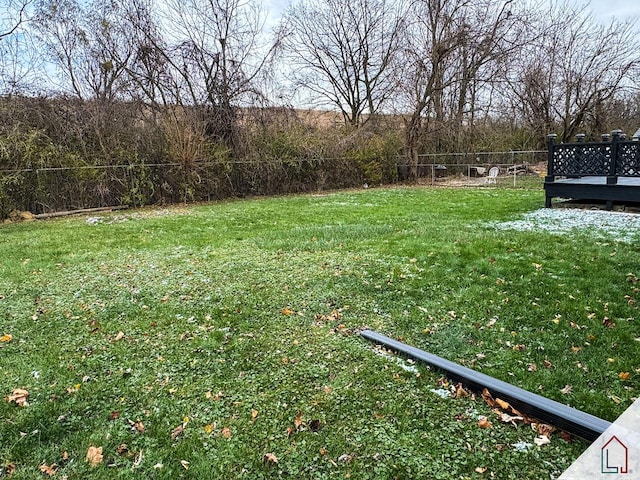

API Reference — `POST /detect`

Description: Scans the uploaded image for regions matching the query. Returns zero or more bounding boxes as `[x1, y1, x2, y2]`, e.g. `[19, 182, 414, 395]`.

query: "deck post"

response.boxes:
[608, 130, 622, 186]
[545, 134, 557, 207]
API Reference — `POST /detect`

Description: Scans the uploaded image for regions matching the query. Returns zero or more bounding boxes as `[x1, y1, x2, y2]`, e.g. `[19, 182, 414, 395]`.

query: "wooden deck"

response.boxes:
[544, 132, 640, 208]
[544, 176, 640, 206]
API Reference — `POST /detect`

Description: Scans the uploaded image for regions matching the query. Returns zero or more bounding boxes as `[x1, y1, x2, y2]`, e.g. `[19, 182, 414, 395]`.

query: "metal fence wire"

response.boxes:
[1, 150, 546, 217]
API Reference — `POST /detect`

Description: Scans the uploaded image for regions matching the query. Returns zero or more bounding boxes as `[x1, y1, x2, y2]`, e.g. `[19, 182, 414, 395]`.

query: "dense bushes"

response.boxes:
[0, 97, 402, 219]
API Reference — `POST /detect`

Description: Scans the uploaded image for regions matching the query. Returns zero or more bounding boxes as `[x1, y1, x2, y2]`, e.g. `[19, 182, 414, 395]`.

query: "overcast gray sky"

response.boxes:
[264, 0, 640, 24]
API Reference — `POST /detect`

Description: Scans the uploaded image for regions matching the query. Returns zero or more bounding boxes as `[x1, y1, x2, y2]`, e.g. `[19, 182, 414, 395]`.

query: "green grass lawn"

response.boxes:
[1, 185, 638, 479]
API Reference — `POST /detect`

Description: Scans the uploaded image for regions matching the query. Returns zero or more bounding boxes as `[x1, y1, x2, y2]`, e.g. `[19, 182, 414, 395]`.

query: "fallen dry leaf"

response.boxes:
[221, 427, 232, 439]
[171, 424, 184, 441]
[251, 409, 259, 421]
[602, 317, 616, 328]
[481, 388, 498, 408]
[534, 435, 551, 446]
[454, 383, 469, 398]
[128, 419, 145, 433]
[527, 363, 537, 372]
[264, 453, 278, 464]
[294, 412, 303, 429]
[619, 372, 631, 380]
[475, 466, 488, 474]
[560, 384, 573, 395]
[7, 388, 29, 406]
[116, 444, 129, 455]
[496, 411, 524, 425]
[5, 463, 16, 475]
[559, 431, 573, 443]
[477, 417, 493, 429]
[495, 398, 510, 410]
[39, 463, 58, 477]
[535, 423, 557, 437]
[114, 331, 125, 341]
[180, 460, 189, 470]
[0, 333, 12, 343]
[281, 308, 294, 316]
[86, 445, 103, 467]
[204, 424, 214, 434]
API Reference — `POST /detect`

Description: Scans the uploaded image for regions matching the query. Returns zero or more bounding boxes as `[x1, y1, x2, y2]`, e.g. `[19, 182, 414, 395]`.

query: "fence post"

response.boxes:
[608, 130, 622, 185]
[545, 134, 557, 208]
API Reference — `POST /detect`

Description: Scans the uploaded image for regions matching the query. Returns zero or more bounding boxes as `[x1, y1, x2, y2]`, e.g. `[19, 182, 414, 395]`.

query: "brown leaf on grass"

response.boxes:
[39, 463, 58, 477]
[454, 383, 469, 398]
[619, 372, 631, 380]
[114, 331, 125, 341]
[281, 308, 294, 316]
[7, 388, 29, 406]
[602, 317, 616, 328]
[477, 417, 493, 429]
[128, 419, 145, 433]
[116, 444, 129, 455]
[171, 424, 184, 441]
[543, 360, 554, 369]
[108, 411, 120, 420]
[0, 333, 12, 343]
[180, 460, 189, 470]
[560, 384, 573, 395]
[85, 446, 103, 467]
[495, 398, 510, 410]
[480, 388, 498, 408]
[221, 427, 232, 439]
[527, 363, 538, 372]
[559, 431, 573, 443]
[475, 466, 488, 474]
[294, 412, 303, 429]
[263, 453, 278, 464]
[5, 463, 16, 475]
[251, 409, 259, 421]
[205, 391, 223, 401]
[535, 423, 557, 437]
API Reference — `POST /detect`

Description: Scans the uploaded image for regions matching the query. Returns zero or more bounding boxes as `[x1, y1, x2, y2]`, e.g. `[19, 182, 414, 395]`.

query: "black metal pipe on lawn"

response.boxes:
[361, 330, 611, 441]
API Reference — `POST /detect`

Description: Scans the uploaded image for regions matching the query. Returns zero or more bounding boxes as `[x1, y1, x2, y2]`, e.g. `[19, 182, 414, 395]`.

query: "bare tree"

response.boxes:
[504, 2, 640, 142]
[34, 0, 135, 101]
[0, 0, 35, 94]
[0, 0, 31, 40]
[123, 0, 274, 150]
[279, 0, 405, 126]
[397, 0, 530, 178]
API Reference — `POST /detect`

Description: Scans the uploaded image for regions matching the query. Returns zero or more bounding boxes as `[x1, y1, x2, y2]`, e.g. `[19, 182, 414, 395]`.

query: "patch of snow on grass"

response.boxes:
[371, 347, 420, 373]
[490, 208, 640, 243]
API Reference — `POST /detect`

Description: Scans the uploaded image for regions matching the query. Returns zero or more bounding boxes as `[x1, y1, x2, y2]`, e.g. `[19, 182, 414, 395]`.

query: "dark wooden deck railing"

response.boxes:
[545, 130, 640, 207]
[546, 130, 640, 182]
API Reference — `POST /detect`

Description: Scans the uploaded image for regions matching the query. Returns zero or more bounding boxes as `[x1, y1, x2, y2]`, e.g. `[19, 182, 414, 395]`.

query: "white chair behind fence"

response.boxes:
[485, 167, 499, 184]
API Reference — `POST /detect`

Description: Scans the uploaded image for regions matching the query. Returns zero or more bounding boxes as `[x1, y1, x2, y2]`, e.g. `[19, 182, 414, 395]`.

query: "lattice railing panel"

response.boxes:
[616, 142, 640, 176]
[552, 144, 610, 176]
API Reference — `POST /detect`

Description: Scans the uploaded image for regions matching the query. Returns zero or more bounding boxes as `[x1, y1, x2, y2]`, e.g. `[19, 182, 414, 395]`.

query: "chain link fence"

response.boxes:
[1, 150, 547, 219]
